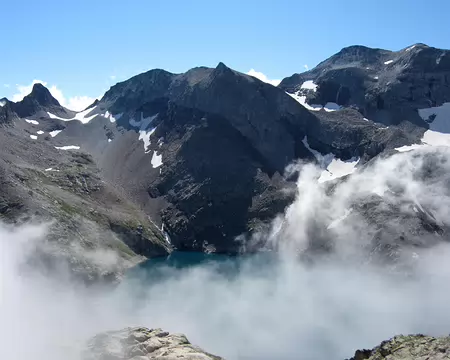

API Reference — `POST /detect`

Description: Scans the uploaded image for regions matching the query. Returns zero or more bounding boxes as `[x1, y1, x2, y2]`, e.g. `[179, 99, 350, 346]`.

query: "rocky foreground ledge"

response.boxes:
[350, 334, 450, 360]
[83, 327, 450, 360]
[83, 327, 223, 360]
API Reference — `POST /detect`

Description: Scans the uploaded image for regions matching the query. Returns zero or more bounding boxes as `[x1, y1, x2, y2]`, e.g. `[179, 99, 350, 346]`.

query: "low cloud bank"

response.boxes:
[2, 147, 450, 359]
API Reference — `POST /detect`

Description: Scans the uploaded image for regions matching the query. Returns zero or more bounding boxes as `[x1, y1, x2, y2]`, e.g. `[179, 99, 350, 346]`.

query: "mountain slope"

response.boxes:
[1, 57, 447, 261]
[0, 105, 170, 282]
[48, 63, 422, 253]
[280, 43, 450, 129]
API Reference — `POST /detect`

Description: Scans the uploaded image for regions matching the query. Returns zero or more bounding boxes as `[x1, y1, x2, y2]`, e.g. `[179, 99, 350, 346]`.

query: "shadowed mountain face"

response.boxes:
[1, 52, 448, 260]
[280, 44, 450, 128]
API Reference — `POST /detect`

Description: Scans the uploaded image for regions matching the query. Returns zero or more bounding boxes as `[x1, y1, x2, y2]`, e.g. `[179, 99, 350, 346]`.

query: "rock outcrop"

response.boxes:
[349, 334, 450, 360]
[84, 327, 223, 360]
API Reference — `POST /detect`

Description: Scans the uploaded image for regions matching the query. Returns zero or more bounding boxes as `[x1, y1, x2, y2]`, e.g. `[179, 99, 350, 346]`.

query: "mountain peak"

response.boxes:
[215, 62, 234, 74]
[27, 83, 61, 107]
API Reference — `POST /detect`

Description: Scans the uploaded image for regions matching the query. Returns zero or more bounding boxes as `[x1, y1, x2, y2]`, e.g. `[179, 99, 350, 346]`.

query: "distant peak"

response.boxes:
[216, 62, 229, 70]
[27, 83, 61, 107]
[213, 62, 235, 78]
[215, 62, 233, 73]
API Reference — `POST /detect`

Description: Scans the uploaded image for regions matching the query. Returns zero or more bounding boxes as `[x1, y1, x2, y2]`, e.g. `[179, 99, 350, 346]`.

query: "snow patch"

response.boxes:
[419, 102, 450, 133]
[396, 103, 450, 152]
[302, 136, 359, 182]
[0, 100, 5, 107]
[49, 130, 62, 137]
[55, 145, 80, 150]
[29, 135, 37, 140]
[374, 76, 379, 80]
[384, 60, 394, 65]
[108, 138, 112, 143]
[151, 151, 163, 168]
[324, 102, 341, 112]
[45, 168, 60, 172]
[102, 111, 121, 123]
[25, 119, 39, 125]
[139, 127, 157, 153]
[405, 45, 416, 52]
[287, 92, 322, 111]
[47, 106, 98, 124]
[37, 130, 44, 135]
[422, 130, 450, 146]
[300, 80, 318, 92]
[318, 157, 359, 183]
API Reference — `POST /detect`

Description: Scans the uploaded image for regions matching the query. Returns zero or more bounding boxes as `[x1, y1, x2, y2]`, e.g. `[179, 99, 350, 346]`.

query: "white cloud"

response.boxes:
[304, 64, 309, 71]
[109, 75, 116, 80]
[247, 69, 281, 86]
[12, 80, 97, 111]
[4, 84, 10, 88]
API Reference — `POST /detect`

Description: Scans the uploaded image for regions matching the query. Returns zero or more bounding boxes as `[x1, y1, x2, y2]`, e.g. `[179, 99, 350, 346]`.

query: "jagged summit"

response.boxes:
[9, 83, 73, 119]
[27, 83, 61, 107]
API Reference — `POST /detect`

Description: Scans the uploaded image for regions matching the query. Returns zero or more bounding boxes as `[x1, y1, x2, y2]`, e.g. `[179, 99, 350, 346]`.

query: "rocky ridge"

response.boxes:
[280, 43, 450, 128]
[349, 334, 450, 360]
[1, 43, 450, 271]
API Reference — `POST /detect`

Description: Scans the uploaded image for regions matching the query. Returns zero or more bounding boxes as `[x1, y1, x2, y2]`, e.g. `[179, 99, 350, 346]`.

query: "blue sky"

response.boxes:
[2, 0, 450, 109]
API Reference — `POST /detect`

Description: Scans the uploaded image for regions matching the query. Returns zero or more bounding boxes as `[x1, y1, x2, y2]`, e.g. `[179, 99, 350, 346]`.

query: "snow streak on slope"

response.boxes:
[151, 151, 163, 168]
[49, 130, 62, 137]
[48, 106, 99, 124]
[25, 119, 39, 125]
[300, 80, 318, 91]
[129, 113, 159, 153]
[55, 145, 80, 150]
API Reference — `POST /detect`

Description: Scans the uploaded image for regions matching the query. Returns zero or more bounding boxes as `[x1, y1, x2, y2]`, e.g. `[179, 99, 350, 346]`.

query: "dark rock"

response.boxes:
[280, 43, 450, 128]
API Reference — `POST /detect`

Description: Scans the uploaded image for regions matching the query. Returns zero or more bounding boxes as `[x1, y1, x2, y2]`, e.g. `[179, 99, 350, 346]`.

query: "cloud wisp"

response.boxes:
[247, 69, 281, 86]
[2, 147, 450, 360]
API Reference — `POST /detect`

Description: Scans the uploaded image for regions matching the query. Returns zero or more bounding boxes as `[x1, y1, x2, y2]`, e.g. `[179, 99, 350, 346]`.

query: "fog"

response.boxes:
[2, 147, 450, 359]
